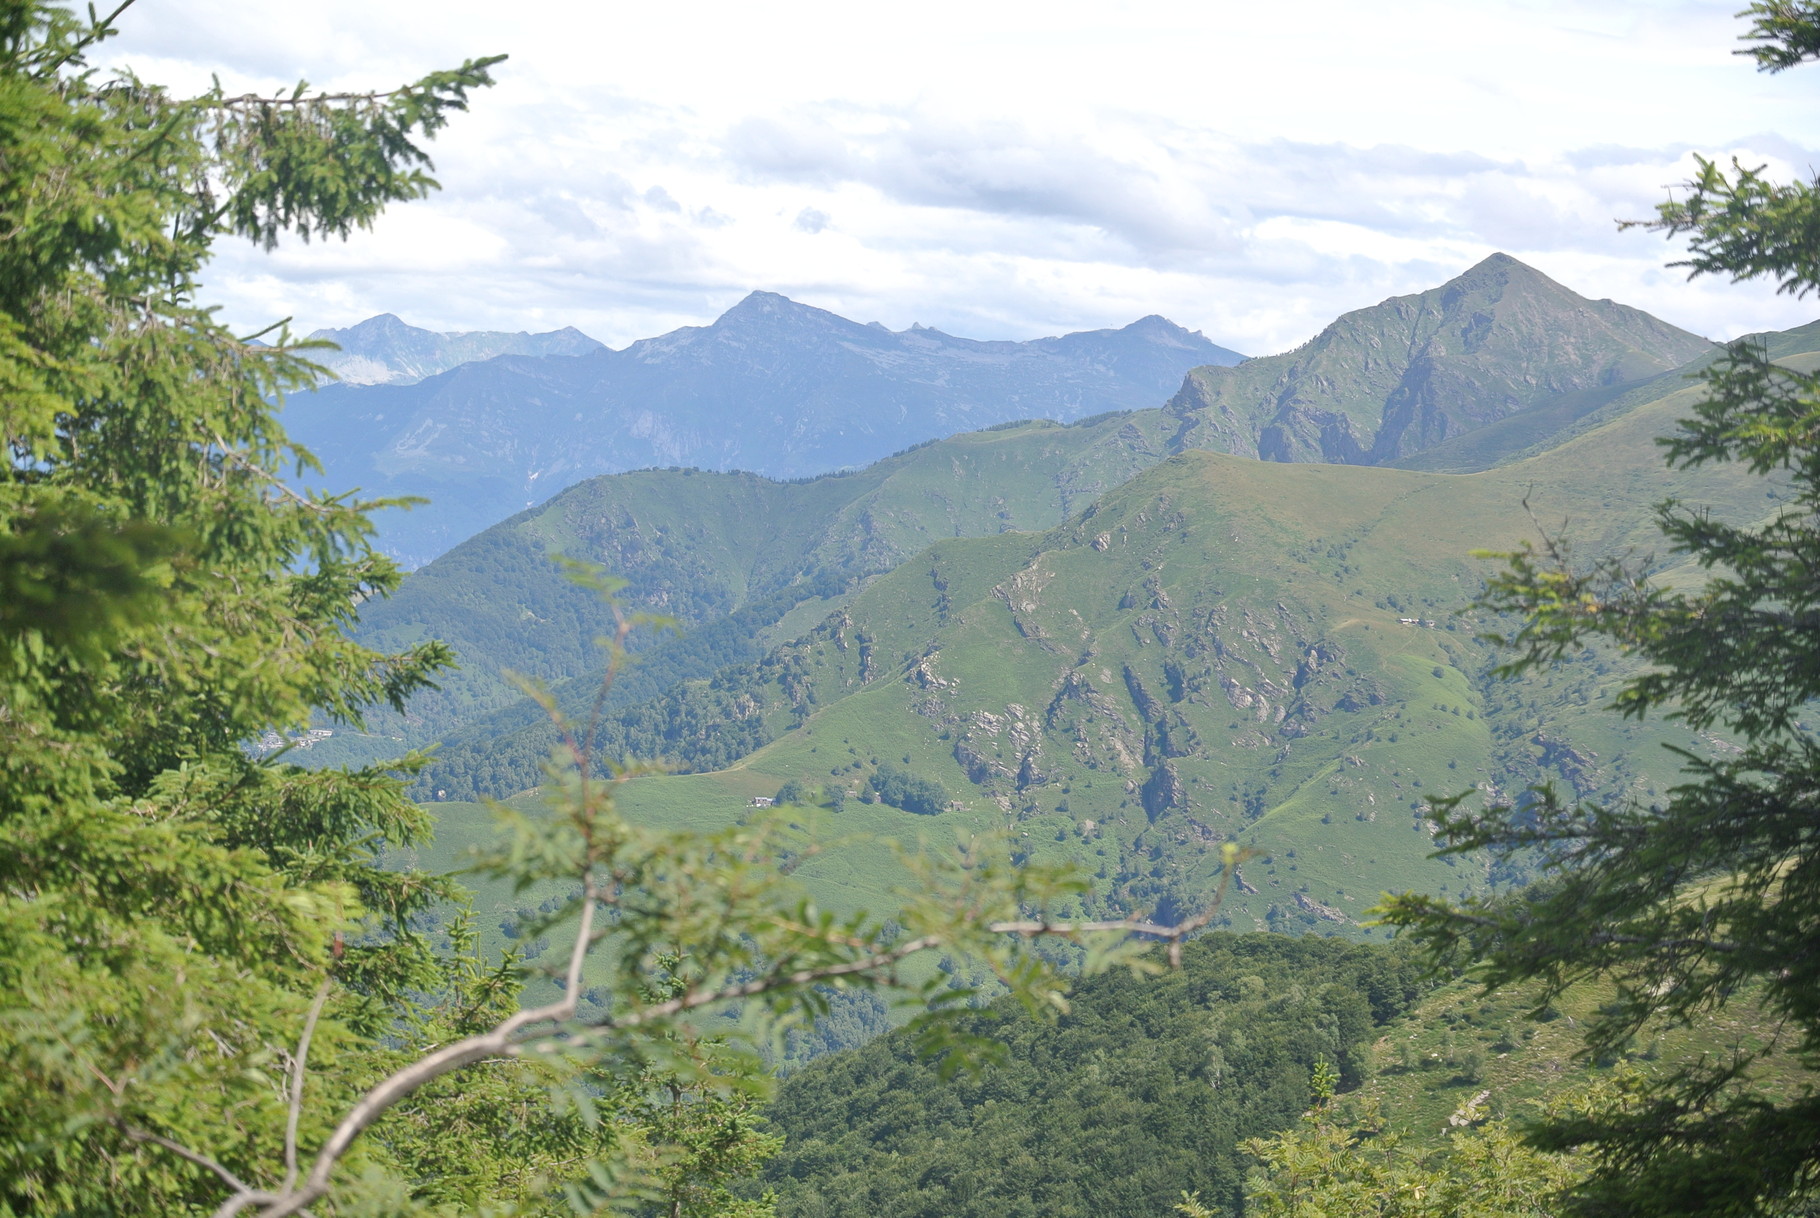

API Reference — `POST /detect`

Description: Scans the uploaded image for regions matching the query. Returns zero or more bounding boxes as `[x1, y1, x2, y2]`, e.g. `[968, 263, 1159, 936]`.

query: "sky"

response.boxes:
[103, 0, 1820, 356]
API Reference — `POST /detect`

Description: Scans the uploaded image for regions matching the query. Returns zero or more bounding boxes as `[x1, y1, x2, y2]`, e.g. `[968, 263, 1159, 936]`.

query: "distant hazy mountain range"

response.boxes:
[305, 253, 1814, 966]
[304, 314, 604, 386]
[333, 297, 1811, 955]
[281, 295, 1243, 566]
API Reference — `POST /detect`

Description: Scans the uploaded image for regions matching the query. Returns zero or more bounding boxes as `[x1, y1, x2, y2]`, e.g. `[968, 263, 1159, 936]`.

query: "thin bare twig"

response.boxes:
[121, 1125, 258, 1196]
[282, 979, 332, 1193]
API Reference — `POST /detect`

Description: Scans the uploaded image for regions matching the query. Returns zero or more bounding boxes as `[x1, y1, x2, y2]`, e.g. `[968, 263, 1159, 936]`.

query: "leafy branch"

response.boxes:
[133, 568, 1245, 1216]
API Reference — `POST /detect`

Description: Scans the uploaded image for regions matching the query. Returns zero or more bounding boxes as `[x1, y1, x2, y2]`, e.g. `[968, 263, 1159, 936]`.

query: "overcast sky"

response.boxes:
[104, 0, 1820, 355]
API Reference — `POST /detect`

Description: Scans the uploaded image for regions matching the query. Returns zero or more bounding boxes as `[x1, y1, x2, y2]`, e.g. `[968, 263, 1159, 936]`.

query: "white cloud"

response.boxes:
[794, 207, 832, 234]
[107, 0, 1820, 355]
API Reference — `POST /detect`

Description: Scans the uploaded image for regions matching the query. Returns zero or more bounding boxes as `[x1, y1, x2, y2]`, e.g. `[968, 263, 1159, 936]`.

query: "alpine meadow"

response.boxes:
[5, 2, 1820, 1217]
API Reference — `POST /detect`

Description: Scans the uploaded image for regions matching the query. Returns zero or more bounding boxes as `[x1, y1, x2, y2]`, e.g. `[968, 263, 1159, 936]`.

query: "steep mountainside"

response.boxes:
[1166, 253, 1715, 464]
[365, 322, 1817, 1032]
[400, 357, 1780, 945]
[307, 413, 1174, 766]
[327, 294, 1774, 769]
[1391, 316, 1820, 473]
[306, 313, 602, 385]
[281, 296, 1239, 565]
[594, 420, 1753, 931]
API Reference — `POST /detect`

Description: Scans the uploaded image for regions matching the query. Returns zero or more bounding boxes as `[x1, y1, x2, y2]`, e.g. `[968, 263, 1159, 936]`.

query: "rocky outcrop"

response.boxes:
[1166, 253, 1714, 467]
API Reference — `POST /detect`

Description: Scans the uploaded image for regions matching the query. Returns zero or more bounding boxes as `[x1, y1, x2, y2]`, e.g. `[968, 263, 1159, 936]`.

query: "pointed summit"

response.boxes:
[1118, 314, 1230, 351]
[1167, 255, 1715, 465]
[721, 289, 794, 315]
[1466, 250, 1523, 271]
[716, 290, 842, 326]
[341, 312, 412, 333]
[623, 291, 894, 362]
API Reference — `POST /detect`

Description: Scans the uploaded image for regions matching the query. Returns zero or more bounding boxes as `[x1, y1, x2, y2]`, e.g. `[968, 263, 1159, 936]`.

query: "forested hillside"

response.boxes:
[762, 934, 1427, 1218]
[758, 929, 1812, 1218]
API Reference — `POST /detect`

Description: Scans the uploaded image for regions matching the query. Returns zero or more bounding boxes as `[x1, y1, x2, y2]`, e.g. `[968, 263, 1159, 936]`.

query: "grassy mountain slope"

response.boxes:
[1165, 253, 1715, 465]
[1395, 317, 1820, 473]
[387, 322, 1811, 1045]
[402, 316, 1817, 838]
[584, 375, 1775, 939]
[302, 413, 1175, 773]
[322, 266, 1772, 775]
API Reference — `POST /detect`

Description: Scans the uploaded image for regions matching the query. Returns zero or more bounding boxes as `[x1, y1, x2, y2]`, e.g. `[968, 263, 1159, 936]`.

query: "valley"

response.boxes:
[328, 255, 1808, 996]
[18, 10, 1820, 1213]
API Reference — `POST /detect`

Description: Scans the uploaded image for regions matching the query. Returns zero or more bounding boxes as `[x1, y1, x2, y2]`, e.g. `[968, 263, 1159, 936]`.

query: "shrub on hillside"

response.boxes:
[867, 761, 947, 815]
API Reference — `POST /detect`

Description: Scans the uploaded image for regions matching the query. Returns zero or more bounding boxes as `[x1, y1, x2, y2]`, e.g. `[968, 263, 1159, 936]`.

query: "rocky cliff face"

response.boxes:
[1165, 253, 1715, 464]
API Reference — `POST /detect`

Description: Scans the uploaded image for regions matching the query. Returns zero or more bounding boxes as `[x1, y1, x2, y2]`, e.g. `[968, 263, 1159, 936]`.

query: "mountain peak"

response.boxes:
[1446, 252, 1571, 298]
[712, 290, 864, 336]
[1120, 314, 1207, 345]
[1470, 251, 1523, 270]
[1036, 315, 1244, 367]
[719, 290, 823, 319]
[729, 289, 793, 310]
[322, 312, 417, 338]
[1168, 256, 1716, 466]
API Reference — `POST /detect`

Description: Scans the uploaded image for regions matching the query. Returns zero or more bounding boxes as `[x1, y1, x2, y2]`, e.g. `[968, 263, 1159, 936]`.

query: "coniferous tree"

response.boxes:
[0, 6, 1255, 1214]
[0, 2, 498, 1210]
[1379, 6, 1820, 1213]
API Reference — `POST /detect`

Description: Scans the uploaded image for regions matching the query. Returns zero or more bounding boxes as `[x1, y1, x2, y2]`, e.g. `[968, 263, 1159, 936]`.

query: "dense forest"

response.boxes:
[762, 935, 1426, 1218]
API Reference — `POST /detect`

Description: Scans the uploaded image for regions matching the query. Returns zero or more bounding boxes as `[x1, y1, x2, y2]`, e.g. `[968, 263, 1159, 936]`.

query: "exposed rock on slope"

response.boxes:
[1166, 253, 1715, 464]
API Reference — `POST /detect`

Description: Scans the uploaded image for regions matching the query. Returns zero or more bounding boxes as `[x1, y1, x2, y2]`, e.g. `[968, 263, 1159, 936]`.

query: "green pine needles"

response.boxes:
[1375, 6, 1820, 1213]
[0, 10, 1238, 1213]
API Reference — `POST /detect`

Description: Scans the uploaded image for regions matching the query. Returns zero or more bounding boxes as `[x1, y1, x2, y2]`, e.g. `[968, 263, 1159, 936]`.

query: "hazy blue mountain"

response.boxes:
[1166, 253, 1717, 464]
[279, 295, 1242, 566]
[305, 313, 603, 386]
[310, 257, 1749, 768]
